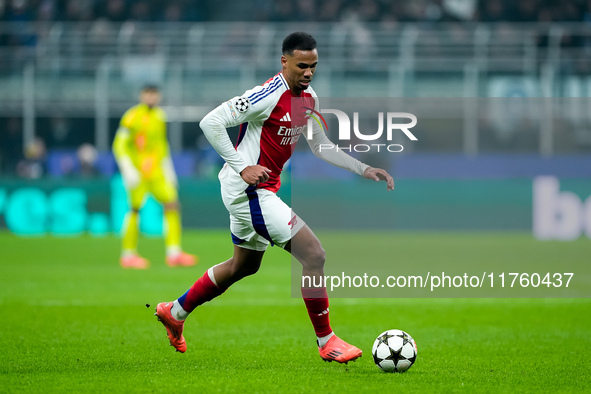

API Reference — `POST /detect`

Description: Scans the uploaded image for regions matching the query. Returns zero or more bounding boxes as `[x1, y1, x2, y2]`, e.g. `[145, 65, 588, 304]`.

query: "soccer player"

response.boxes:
[155, 33, 394, 363]
[113, 85, 197, 269]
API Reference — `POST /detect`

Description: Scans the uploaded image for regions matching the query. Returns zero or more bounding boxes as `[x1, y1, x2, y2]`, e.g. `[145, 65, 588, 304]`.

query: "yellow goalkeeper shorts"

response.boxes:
[128, 175, 178, 210]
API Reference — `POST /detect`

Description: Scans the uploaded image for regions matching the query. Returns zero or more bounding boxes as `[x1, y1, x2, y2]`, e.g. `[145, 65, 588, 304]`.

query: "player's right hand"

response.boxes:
[121, 166, 141, 189]
[240, 165, 272, 186]
[117, 156, 142, 189]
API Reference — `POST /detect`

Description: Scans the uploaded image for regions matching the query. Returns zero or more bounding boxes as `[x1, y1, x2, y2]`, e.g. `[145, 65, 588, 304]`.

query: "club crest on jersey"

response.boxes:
[234, 97, 250, 113]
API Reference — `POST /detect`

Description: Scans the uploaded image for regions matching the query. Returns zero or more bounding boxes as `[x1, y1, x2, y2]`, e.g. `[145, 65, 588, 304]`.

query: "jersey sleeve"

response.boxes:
[112, 107, 141, 182]
[157, 107, 172, 156]
[305, 91, 369, 176]
[119, 107, 136, 130]
[113, 108, 135, 160]
[157, 107, 168, 123]
[220, 86, 275, 127]
[199, 86, 274, 175]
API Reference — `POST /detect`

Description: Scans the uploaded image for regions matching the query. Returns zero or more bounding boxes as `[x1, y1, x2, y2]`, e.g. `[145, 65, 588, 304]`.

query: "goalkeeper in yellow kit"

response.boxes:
[113, 85, 197, 269]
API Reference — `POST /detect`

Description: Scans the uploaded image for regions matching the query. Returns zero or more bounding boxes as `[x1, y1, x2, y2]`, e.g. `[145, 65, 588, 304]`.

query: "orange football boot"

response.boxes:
[155, 302, 187, 353]
[166, 252, 198, 267]
[318, 335, 363, 364]
[120, 255, 149, 269]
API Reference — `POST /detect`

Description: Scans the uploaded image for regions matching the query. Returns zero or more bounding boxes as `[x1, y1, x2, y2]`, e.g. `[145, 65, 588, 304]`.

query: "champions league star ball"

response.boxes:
[372, 329, 418, 373]
[234, 97, 250, 113]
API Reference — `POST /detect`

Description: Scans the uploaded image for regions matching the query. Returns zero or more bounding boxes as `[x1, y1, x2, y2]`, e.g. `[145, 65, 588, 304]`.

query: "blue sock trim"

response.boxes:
[177, 289, 190, 308]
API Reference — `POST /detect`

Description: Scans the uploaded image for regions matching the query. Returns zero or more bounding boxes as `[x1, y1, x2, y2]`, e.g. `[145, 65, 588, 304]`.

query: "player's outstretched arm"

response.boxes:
[306, 130, 367, 174]
[363, 167, 394, 191]
[306, 121, 394, 191]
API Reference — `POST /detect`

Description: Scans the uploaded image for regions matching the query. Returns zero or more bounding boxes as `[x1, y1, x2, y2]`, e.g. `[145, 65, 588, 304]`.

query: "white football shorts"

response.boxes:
[220, 179, 305, 251]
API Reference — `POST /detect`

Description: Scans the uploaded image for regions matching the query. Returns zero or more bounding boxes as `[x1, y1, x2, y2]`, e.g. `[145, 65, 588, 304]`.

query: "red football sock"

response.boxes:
[179, 270, 227, 313]
[302, 287, 333, 338]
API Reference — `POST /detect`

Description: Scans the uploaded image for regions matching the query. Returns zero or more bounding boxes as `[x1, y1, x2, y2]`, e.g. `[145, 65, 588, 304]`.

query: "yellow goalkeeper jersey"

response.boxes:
[113, 103, 170, 179]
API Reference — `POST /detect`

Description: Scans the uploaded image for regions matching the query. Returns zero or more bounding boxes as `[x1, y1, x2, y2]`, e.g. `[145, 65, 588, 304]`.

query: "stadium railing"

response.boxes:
[0, 22, 590, 157]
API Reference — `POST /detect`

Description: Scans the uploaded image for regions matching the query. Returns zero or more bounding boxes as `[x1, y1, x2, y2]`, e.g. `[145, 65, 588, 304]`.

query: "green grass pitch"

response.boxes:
[0, 230, 589, 392]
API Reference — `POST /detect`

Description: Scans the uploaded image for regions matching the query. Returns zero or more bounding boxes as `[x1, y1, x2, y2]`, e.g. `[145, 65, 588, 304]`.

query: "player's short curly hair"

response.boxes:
[282, 32, 317, 55]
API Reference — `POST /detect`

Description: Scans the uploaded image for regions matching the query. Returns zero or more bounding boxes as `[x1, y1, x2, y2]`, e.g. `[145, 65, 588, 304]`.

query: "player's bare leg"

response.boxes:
[156, 245, 264, 352]
[286, 224, 325, 280]
[211, 246, 265, 287]
[163, 201, 197, 267]
[287, 225, 362, 364]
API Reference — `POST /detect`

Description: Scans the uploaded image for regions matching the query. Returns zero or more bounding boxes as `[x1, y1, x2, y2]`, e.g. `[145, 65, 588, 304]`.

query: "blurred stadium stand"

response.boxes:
[1, 0, 589, 24]
[1, 0, 591, 178]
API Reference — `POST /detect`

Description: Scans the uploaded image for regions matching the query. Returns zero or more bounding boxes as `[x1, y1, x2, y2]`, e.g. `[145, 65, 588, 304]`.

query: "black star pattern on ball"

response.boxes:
[384, 345, 403, 363]
[401, 333, 411, 346]
[384, 348, 402, 362]
[377, 332, 395, 346]
[372, 351, 382, 366]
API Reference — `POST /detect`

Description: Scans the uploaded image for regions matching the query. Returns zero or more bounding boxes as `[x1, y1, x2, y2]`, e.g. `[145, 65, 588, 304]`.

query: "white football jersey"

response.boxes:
[220, 72, 316, 193]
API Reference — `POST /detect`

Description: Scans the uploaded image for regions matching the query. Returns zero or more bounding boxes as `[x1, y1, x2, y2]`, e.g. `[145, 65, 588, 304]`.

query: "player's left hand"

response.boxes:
[363, 167, 394, 191]
[161, 156, 178, 187]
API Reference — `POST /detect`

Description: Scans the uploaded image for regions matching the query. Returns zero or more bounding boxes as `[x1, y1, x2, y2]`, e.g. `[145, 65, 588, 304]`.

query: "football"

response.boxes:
[372, 329, 418, 373]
